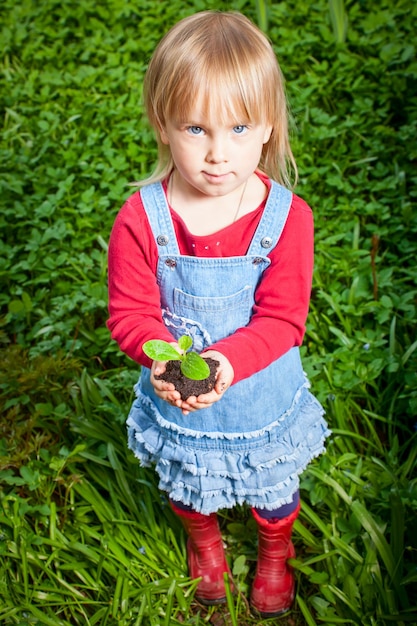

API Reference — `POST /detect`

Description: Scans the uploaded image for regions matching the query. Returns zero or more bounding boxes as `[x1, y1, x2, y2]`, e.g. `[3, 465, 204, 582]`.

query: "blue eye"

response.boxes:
[188, 126, 204, 135]
[233, 125, 247, 134]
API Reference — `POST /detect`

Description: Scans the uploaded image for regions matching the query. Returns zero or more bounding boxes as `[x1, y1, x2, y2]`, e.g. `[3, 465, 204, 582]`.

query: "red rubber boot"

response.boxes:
[171, 502, 232, 605]
[250, 503, 300, 617]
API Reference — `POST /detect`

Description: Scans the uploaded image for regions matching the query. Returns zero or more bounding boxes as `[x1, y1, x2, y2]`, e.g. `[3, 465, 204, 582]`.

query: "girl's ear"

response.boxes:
[159, 125, 169, 145]
[263, 125, 273, 144]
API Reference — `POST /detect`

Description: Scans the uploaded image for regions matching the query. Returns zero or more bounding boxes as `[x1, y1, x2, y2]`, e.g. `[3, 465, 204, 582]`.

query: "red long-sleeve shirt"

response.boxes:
[107, 174, 314, 384]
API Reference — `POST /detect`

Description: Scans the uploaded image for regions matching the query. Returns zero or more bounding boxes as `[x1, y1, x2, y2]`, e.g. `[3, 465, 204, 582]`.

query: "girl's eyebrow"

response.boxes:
[181, 119, 247, 128]
[176, 119, 204, 127]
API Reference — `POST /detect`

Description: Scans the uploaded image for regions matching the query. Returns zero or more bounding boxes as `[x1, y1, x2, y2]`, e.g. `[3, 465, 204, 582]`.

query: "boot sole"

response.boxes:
[196, 595, 227, 606]
[251, 604, 291, 618]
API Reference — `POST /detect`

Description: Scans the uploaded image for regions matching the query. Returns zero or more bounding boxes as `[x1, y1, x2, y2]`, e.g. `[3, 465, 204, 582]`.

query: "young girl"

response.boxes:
[107, 11, 329, 618]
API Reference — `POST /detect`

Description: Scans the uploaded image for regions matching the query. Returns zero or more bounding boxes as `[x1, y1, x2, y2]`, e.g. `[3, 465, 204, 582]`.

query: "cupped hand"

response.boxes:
[179, 350, 234, 414]
[150, 349, 234, 415]
[150, 352, 183, 409]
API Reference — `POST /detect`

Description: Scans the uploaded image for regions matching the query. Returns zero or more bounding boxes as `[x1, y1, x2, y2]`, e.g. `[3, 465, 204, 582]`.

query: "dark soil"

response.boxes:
[155, 357, 219, 401]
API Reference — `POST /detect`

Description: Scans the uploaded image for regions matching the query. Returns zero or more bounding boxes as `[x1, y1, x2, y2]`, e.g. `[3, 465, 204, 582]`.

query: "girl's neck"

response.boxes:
[167, 171, 268, 237]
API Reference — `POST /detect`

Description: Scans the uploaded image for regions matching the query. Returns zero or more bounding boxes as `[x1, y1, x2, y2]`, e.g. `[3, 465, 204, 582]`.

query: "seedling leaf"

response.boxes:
[178, 335, 193, 353]
[180, 351, 211, 381]
[142, 340, 181, 362]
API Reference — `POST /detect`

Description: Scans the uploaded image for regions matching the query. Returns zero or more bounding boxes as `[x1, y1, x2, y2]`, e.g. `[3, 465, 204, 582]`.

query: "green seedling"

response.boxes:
[142, 335, 210, 381]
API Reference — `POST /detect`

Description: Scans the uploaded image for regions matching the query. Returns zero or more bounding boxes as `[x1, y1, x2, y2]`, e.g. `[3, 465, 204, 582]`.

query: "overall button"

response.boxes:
[260, 236, 273, 248]
[165, 258, 177, 268]
[157, 234, 169, 246]
[253, 257, 264, 265]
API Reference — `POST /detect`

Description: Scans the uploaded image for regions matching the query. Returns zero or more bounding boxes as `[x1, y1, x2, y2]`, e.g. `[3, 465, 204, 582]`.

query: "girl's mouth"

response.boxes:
[203, 172, 231, 184]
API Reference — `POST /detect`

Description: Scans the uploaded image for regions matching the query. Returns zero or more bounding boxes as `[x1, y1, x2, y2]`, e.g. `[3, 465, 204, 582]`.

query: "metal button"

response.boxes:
[157, 234, 169, 246]
[260, 236, 273, 249]
[165, 258, 177, 268]
[253, 257, 264, 265]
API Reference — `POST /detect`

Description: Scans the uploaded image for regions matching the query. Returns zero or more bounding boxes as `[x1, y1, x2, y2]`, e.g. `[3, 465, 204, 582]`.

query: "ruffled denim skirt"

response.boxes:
[127, 379, 329, 515]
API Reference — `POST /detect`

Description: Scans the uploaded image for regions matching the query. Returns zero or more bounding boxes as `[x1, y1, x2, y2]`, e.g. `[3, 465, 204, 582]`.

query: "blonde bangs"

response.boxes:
[157, 14, 281, 127]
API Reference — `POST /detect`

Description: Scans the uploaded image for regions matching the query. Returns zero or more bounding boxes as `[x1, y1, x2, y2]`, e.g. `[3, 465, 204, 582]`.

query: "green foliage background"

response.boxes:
[0, 0, 416, 624]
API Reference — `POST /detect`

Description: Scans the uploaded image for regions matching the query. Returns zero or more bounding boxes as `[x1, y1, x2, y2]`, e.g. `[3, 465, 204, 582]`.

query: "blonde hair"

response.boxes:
[141, 11, 297, 188]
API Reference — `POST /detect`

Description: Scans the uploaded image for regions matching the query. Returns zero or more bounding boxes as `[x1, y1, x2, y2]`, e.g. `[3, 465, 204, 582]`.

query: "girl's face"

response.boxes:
[160, 100, 272, 201]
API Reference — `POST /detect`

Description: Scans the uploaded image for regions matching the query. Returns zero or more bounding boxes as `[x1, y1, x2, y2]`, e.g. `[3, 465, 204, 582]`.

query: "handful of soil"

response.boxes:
[155, 357, 219, 401]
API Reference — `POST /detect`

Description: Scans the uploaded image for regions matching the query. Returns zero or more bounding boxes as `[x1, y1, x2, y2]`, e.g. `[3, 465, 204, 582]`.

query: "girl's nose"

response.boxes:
[206, 137, 228, 163]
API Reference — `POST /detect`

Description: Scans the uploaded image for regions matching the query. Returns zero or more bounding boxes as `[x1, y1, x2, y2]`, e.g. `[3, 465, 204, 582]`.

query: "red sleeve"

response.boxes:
[208, 194, 314, 384]
[106, 191, 174, 367]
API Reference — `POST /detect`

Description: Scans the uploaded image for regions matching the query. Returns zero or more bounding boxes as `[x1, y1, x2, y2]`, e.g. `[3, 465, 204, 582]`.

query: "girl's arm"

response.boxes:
[107, 198, 234, 413]
[107, 192, 174, 368]
[207, 195, 314, 384]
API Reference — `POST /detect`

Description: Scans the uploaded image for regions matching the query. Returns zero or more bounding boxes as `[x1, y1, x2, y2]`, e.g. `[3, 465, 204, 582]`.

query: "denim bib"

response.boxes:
[127, 181, 329, 514]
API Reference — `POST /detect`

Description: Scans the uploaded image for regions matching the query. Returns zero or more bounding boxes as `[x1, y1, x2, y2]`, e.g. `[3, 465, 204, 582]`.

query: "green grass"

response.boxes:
[1, 0, 417, 623]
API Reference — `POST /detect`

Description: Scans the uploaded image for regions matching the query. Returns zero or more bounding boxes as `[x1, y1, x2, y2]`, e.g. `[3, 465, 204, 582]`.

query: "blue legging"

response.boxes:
[171, 490, 300, 520]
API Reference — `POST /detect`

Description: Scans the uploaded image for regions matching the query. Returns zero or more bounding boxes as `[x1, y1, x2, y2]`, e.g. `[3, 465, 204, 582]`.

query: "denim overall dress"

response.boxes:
[127, 181, 329, 515]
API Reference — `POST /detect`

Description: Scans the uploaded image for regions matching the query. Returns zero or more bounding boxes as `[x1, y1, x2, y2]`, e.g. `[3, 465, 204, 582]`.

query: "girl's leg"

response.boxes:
[170, 500, 233, 605]
[253, 490, 300, 520]
[250, 491, 300, 617]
